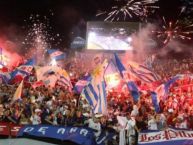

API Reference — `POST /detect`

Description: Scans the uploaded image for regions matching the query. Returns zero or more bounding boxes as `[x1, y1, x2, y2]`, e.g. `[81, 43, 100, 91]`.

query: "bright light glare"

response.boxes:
[50, 59, 57, 66]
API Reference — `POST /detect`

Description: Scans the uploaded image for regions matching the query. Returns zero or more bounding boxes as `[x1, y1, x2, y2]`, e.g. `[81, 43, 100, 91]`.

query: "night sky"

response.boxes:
[0, 0, 192, 50]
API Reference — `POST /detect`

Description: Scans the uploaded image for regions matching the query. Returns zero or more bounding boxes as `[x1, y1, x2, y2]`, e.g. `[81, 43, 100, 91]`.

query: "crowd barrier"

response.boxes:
[0, 122, 22, 137]
[138, 128, 193, 145]
[1, 122, 193, 145]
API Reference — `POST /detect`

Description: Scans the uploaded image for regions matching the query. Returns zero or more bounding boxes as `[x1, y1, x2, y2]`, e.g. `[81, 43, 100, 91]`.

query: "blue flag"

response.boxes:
[151, 92, 160, 113]
[48, 49, 66, 61]
[114, 53, 140, 102]
[75, 73, 92, 94]
[164, 76, 180, 96]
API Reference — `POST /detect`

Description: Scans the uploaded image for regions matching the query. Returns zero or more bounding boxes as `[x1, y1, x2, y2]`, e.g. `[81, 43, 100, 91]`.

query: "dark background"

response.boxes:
[0, 0, 192, 53]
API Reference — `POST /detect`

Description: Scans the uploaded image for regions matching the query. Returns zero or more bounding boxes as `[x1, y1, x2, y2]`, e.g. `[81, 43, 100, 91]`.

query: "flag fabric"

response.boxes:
[81, 60, 108, 114]
[75, 73, 91, 94]
[13, 80, 23, 102]
[44, 75, 58, 88]
[56, 68, 72, 91]
[47, 49, 66, 61]
[57, 75, 73, 90]
[153, 75, 180, 103]
[36, 66, 71, 89]
[10, 70, 28, 84]
[94, 81, 107, 114]
[0, 71, 11, 84]
[163, 76, 180, 100]
[127, 61, 160, 83]
[82, 83, 98, 107]
[10, 58, 36, 84]
[96, 131, 116, 145]
[114, 53, 140, 102]
[104, 61, 121, 89]
[32, 81, 44, 89]
[150, 92, 160, 113]
[17, 58, 35, 74]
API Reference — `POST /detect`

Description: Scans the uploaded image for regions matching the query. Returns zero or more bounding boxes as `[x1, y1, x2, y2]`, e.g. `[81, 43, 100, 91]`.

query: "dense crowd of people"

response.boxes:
[0, 57, 193, 145]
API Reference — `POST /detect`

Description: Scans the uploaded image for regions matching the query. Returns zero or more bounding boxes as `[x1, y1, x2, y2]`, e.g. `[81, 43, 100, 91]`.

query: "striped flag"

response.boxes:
[152, 75, 181, 107]
[81, 59, 108, 114]
[114, 53, 140, 102]
[57, 75, 73, 90]
[10, 70, 28, 84]
[151, 92, 160, 113]
[75, 73, 91, 94]
[57, 68, 72, 91]
[0, 71, 11, 84]
[127, 61, 160, 83]
[13, 80, 23, 102]
[10, 58, 36, 84]
[47, 49, 66, 61]
[94, 81, 107, 114]
[17, 58, 35, 74]
[104, 61, 121, 89]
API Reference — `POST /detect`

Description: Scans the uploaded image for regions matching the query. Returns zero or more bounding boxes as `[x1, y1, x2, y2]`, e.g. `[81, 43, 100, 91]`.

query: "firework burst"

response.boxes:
[22, 11, 62, 64]
[96, 0, 159, 21]
[152, 17, 193, 45]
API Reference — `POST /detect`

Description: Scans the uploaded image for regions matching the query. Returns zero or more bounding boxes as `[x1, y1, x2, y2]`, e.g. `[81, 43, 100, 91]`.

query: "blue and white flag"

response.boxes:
[152, 75, 180, 104]
[114, 53, 140, 102]
[96, 130, 116, 145]
[81, 60, 108, 114]
[0, 71, 11, 84]
[104, 60, 121, 89]
[150, 92, 160, 113]
[48, 49, 66, 61]
[10, 70, 28, 84]
[127, 61, 160, 83]
[75, 73, 92, 94]
[17, 58, 35, 74]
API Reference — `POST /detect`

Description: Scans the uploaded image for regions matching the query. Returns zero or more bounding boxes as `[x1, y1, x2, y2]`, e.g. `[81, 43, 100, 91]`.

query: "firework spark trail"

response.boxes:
[152, 16, 193, 45]
[97, 0, 159, 21]
[22, 12, 62, 64]
[180, 0, 193, 15]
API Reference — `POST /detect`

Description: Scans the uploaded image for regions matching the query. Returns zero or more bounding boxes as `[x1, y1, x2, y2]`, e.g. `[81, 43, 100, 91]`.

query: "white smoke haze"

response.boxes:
[122, 23, 157, 63]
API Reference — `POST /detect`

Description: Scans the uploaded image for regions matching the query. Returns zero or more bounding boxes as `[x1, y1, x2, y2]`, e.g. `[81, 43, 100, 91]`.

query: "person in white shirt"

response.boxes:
[131, 105, 139, 117]
[85, 116, 101, 137]
[148, 115, 158, 130]
[30, 109, 41, 125]
[175, 116, 188, 129]
[126, 115, 136, 145]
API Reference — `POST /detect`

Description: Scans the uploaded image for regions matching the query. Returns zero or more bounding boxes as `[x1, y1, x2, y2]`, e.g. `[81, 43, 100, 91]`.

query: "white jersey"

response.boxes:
[87, 118, 101, 137]
[30, 114, 41, 125]
[148, 119, 158, 130]
[126, 119, 136, 136]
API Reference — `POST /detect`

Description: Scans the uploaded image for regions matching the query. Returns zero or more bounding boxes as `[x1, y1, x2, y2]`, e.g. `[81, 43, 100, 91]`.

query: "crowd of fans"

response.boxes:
[0, 57, 193, 145]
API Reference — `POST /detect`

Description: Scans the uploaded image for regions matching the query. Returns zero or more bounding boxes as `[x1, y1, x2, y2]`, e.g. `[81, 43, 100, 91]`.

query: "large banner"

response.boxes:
[139, 128, 193, 145]
[0, 123, 112, 145]
[18, 125, 95, 145]
[0, 122, 22, 136]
